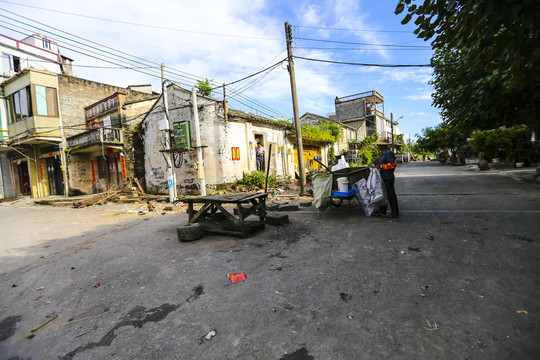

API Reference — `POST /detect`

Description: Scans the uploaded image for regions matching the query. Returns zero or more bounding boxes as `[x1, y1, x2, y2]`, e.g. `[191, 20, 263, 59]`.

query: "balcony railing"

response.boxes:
[67, 127, 123, 149]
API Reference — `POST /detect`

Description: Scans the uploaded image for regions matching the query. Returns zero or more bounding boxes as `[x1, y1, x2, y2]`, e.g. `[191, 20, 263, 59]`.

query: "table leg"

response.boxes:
[187, 202, 194, 221]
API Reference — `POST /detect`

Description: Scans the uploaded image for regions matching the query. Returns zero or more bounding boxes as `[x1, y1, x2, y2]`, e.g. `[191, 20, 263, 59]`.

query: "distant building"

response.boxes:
[335, 90, 401, 146]
[300, 112, 357, 155]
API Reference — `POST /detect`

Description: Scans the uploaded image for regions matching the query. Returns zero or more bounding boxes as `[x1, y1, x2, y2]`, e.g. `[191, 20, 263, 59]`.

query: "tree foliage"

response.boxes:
[416, 122, 470, 154]
[241, 170, 276, 188]
[301, 121, 342, 143]
[396, 0, 540, 131]
[470, 126, 533, 162]
[356, 133, 380, 165]
[196, 78, 213, 96]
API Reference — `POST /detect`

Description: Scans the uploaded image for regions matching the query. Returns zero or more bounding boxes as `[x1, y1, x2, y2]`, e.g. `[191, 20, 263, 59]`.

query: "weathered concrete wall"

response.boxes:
[66, 152, 92, 195]
[143, 86, 291, 195]
[57, 75, 153, 138]
[122, 99, 156, 184]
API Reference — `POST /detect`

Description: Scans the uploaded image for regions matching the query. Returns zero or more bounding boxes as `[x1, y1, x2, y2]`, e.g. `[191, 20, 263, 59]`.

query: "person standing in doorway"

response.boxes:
[256, 142, 265, 171]
[378, 144, 399, 218]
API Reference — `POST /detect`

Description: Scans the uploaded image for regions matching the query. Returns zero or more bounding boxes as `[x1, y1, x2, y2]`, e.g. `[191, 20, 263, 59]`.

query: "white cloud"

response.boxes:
[405, 91, 432, 101]
[385, 69, 432, 83]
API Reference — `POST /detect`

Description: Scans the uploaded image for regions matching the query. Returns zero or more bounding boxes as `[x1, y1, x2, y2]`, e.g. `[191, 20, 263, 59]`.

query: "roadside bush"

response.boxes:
[241, 170, 276, 188]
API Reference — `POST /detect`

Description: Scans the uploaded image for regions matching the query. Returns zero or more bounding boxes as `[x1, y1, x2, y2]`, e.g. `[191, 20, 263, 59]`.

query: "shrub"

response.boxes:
[241, 171, 276, 188]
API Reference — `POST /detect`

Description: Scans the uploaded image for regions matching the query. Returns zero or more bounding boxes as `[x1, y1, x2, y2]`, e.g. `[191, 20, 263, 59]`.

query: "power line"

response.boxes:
[293, 46, 432, 51]
[294, 55, 435, 68]
[294, 24, 412, 34]
[0, 9, 207, 84]
[0, 10, 289, 121]
[211, 59, 286, 90]
[0, 0, 281, 41]
[294, 37, 431, 48]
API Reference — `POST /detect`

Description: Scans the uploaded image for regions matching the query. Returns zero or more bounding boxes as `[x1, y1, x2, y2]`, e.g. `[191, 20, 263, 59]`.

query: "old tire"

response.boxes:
[177, 223, 205, 242]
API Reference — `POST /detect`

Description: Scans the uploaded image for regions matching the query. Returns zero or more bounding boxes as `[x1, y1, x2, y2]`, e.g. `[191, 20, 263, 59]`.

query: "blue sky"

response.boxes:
[0, 0, 441, 139]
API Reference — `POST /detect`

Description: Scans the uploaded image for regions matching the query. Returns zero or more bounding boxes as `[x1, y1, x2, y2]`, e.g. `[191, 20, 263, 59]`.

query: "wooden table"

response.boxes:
[178, 192, 268, 237]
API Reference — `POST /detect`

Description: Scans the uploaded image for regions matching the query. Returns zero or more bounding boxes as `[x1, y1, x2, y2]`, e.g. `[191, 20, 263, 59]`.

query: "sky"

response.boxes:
[0, 0, 442, 140]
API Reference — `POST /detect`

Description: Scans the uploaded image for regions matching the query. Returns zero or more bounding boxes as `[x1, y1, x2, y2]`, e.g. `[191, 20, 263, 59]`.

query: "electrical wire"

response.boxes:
[293, 46, 432, 51]
[0, 0, 282, 41]
[293, 55, 435, 68]
[294, 24, 412, 34]
[1, 9, 290, 121]
[294, 36, 431, 48]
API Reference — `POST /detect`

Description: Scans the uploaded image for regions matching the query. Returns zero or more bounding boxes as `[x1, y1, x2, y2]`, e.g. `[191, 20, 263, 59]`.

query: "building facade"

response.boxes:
[142, 84, 326, 195]
[0, 33, 72, 199]
[335, 90, 401, 146]
[66, 91, 157, 194]
[1, 66, 156, 198]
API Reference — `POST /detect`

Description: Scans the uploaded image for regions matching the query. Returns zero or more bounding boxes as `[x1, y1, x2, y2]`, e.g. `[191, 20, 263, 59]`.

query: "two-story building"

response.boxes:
[66, 90, 158, 194]
[1, 66, 157, 198]
[0, 33, 73, 199]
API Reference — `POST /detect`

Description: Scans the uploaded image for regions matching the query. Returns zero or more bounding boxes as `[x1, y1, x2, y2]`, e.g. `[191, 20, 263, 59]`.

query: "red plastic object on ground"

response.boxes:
[228, 273, 246, 283]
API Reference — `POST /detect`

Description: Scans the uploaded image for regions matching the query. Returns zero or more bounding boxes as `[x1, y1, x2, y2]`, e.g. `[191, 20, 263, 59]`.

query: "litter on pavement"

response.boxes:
[228, 273, 246, 283]
[198, 330, 217, 344]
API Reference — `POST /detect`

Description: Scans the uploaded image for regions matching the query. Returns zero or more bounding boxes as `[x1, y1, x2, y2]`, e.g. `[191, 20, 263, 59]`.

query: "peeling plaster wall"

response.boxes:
[143, 86, 291, 195]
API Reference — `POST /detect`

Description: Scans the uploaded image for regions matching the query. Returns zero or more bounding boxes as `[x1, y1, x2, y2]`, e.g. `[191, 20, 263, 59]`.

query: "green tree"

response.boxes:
[416, 123, 470, 162]
[356, 133, 379, 165]
[196, 78, 213, 96]
[396, 0, 540, 132]
[301, 121, 342, 143]
[470, 126, 533, 163]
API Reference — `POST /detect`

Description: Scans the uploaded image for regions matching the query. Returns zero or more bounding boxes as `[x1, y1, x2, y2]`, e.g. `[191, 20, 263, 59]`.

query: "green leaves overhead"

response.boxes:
[395, 0, 540, 131]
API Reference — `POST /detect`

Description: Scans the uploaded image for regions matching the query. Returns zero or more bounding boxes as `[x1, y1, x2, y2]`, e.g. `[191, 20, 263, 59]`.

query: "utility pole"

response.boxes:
[161, 63, 177, 203]
[284, 22, 306, 195]
[192, 88, 206, 196]
[391, 112, 394, 151]
[408, 134, 411, 162]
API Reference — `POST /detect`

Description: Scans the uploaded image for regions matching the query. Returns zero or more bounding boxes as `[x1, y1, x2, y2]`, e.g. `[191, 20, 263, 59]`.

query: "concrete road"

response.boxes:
[1, 162, 539, 360]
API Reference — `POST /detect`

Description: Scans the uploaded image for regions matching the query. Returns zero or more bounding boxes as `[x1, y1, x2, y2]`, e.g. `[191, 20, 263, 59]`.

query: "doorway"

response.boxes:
[17, 161, 30, 195]
[46, 157, 64, 195]
[254, 134, 265, 171]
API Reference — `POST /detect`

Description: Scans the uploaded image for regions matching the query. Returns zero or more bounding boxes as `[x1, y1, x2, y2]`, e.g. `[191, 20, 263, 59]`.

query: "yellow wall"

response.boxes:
[28, 156, 50, 198]
[4, 70, 57, 96]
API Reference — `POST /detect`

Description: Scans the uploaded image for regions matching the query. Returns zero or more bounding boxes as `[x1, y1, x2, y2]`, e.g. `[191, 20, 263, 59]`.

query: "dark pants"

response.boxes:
[256, 155, 265, 171]
[380, 178, 399, 216]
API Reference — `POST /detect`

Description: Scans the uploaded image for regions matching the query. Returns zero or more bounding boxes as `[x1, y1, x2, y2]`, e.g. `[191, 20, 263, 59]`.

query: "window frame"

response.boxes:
[8, 86, 33, 123]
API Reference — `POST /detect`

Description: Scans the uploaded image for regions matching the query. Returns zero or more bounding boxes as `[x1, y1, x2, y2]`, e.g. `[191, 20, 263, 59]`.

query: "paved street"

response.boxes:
[1, 162, 539, 360]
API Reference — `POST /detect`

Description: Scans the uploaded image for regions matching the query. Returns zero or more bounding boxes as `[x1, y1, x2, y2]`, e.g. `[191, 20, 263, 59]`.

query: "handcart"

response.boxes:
[313, 158, 370, 207]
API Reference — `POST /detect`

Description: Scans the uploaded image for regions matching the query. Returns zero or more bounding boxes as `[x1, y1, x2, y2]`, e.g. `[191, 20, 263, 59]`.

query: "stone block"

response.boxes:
[278, 203, 299, 211]
[299, 201, 312, 207]
[265, 203, 280, 211]
[266, 212, 289, 225]
[177, 223, 205, 242]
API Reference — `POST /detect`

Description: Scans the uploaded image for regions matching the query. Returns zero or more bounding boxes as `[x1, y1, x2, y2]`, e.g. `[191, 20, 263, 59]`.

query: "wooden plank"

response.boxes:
[214, 203, 242, 227]
[190, 202, 213, 223]
[178, 192, 266, 204]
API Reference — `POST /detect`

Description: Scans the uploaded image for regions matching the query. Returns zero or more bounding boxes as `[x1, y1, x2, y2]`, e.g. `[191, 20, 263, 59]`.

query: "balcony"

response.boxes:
[67, 127, 123, 152]
[8, 116, 62, 144]
[335, 90, 384, 105]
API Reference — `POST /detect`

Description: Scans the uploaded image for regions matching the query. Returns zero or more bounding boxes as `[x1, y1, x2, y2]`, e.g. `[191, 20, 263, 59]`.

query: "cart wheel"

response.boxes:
[332, 198, 343, 207]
